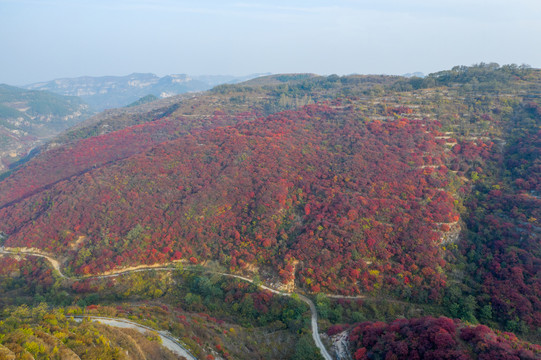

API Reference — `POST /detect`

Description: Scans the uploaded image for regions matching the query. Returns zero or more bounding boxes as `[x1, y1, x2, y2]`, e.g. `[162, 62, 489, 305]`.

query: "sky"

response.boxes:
[1, 0, 540, 85]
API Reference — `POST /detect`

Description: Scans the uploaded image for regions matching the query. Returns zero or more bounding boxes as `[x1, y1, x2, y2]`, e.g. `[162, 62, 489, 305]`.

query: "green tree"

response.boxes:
[291, 334, 323, 360]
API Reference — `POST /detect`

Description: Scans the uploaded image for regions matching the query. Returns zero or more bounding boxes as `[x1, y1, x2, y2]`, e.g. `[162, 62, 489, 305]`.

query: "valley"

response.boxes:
[0, 84, 93, 172]
[0, 246, 331, 359]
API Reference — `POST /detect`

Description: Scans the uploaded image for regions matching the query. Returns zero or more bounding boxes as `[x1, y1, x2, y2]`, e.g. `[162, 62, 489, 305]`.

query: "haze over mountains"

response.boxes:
[24, 73, 269, 111]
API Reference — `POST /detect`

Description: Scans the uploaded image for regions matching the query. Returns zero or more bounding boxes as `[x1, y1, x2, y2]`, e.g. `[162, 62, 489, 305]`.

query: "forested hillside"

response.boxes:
[0, 105, 461, 297]
[0, 64, 539, 358]
[347, 316, 541, 359]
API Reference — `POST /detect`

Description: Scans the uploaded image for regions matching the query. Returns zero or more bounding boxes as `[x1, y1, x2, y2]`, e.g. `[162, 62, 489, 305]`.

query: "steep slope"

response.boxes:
[455, 102, 541, 331]
[0, 104, 459, 300]
[0, 84, 92, 172]
[0, 108, 254, 208]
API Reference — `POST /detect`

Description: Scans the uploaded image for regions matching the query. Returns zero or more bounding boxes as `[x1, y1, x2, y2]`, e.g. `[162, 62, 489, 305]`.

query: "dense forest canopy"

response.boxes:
[0, 64, 539, 358]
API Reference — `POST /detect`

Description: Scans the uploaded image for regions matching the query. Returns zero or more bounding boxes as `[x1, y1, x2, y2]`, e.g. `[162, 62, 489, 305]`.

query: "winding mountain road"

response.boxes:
[0, 247, 65, 278]
[1, 247, 333, 360]
[73, 315, 196, 360]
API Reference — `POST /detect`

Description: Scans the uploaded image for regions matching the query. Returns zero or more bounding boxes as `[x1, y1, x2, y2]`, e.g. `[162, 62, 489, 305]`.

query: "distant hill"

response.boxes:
[0, 84, 93, 172]
[402, 71, 425, 78]
[240, 73, 319, 86]
[25, 73, 269, 111]
[125, 94, 159, 107]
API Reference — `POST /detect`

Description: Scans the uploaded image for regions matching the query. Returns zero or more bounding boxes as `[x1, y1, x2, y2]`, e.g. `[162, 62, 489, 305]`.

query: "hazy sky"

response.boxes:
[1, 0, 540, 85]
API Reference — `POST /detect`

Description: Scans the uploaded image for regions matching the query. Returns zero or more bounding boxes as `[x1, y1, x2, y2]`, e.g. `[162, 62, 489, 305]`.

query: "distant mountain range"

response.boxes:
[24, 73, 269, 111]
[402, 71, 425, 78]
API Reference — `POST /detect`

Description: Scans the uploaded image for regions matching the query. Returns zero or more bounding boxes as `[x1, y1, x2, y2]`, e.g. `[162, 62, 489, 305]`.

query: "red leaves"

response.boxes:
[354, 347, 367, 360]
[366, 237, 376, 249]
[162, 246, 172, 254]
[350, 317, 541, 360]
[0, 105, 458, 297]
[433, 328, 456, 348]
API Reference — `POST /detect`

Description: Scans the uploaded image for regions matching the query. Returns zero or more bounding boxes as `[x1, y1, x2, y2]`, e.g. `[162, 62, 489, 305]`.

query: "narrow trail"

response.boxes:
[1, 248, 333, 360]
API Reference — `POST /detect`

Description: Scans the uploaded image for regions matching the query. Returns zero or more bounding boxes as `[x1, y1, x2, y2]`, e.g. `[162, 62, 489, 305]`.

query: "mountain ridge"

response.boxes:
[24, 72, 270, 111]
